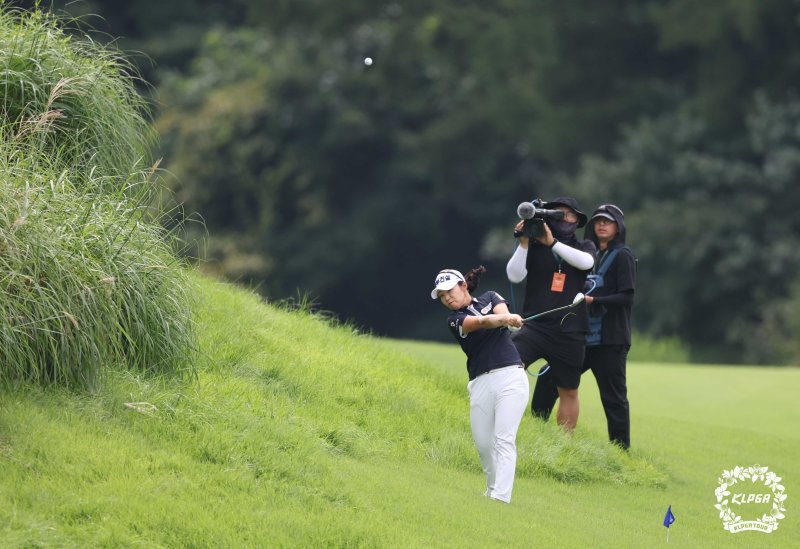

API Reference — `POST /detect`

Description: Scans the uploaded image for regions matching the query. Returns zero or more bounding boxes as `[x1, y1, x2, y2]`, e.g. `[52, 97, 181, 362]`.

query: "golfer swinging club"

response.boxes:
[431, 266, 529, 504]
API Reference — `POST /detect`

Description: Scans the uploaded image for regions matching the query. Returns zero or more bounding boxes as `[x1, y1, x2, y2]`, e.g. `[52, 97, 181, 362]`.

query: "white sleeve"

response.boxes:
[506, 245, 528, 283]
[552, 241, 594, 271]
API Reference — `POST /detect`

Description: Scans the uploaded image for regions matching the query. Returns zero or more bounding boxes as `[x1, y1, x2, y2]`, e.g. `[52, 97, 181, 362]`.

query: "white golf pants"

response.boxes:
[467, 365, 529, 503]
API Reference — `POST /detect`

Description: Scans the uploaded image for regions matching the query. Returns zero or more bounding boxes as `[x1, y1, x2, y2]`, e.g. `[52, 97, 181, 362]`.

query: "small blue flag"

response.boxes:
[663, 505, 676, 528]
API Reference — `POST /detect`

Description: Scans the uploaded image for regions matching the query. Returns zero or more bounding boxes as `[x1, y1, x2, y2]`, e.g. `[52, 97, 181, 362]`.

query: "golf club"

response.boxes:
[508, 292, 586, 332]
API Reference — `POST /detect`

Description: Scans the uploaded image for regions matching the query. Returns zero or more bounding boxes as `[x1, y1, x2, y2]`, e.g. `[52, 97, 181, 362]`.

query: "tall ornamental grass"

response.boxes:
[0, 8, 196, 389]
[0, 151, 196, 388]
[0, 8, 155, 186]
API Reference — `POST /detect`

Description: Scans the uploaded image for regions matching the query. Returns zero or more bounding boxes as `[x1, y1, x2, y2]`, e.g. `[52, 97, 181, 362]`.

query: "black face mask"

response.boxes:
[549, 220, 578, 240]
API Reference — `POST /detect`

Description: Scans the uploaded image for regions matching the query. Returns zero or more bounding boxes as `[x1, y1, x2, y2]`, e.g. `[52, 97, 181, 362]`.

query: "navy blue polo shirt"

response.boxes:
[446, 291, 523, 380]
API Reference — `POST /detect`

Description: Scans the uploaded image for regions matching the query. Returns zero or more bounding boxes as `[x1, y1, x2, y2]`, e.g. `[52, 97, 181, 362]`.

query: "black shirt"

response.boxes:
[589, 245, 636, 345]
[447, 291, 523, 381]
[522, 240, 596, 334]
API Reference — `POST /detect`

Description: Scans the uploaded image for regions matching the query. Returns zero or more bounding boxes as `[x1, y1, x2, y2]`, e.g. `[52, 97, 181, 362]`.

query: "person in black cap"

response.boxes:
[530, 204, 636, 449]
[583, 204, 636, 448]
[506, 197, 596, 432]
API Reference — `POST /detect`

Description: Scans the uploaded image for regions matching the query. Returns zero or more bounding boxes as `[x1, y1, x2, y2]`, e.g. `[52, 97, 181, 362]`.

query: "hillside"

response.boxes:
[1, 273, 798, 547]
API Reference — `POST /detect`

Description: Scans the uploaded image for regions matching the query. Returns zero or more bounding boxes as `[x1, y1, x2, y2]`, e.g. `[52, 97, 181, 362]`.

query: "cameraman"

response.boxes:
[506, 197, 595, 432]
[530, 204, 636, 449]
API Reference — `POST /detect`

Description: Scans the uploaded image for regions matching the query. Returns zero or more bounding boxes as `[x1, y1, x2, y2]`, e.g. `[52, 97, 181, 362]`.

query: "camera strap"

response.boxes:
[586, 247, 622, 346]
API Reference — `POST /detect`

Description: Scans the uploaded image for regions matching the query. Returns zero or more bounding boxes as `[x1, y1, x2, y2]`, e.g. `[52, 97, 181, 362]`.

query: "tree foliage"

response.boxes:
[26, 0, 800, 362]
[157, 6, 557, 337]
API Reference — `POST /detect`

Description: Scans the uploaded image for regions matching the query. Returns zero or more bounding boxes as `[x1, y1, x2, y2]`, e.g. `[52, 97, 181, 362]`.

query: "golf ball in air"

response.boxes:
[364, 57, 373, 66]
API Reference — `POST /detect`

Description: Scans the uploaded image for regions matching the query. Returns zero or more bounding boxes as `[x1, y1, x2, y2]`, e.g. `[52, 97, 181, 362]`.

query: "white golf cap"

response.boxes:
[431, 269, 465, 299]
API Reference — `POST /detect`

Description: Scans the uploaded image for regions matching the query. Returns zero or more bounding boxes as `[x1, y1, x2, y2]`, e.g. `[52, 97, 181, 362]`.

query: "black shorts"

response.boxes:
[511, 323, 585, 390]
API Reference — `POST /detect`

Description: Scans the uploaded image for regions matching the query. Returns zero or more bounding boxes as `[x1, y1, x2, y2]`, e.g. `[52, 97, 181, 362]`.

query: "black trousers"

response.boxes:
[531, 344, 630, 449]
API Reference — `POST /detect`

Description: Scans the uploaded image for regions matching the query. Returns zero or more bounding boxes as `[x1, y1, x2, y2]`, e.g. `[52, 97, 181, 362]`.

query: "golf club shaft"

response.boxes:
[522, 302, 578, 322]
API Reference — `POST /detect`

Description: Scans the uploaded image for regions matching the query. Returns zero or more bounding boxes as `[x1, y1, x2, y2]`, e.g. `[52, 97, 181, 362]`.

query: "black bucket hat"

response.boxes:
[542, 196, 588, 228]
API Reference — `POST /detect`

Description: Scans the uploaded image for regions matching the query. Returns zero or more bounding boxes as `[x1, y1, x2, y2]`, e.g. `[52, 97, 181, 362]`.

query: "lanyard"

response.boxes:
[551, 250, 563, 273]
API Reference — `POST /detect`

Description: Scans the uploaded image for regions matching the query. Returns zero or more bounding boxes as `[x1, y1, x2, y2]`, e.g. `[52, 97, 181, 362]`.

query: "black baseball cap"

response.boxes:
[591, 204, 624, 223]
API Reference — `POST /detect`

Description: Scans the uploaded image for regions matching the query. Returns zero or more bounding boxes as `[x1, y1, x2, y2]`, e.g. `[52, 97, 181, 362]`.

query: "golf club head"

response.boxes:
[572, 292, 585, 305]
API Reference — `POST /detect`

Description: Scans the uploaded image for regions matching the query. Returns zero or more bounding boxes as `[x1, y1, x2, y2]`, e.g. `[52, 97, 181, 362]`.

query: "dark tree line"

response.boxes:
[13, 0, 800, 363]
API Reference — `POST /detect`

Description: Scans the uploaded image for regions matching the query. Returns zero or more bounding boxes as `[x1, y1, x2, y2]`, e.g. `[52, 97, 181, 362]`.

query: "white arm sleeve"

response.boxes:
[552, 241, 594, 271]
[506, 245, 528, 283]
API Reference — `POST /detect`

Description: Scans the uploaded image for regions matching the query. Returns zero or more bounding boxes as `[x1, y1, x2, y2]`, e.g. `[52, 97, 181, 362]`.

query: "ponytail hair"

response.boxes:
[464, 265, 486, 293]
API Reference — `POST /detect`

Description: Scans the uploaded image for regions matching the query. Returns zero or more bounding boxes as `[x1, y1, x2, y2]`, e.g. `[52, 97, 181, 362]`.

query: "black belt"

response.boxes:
[477, 365, 523, 378]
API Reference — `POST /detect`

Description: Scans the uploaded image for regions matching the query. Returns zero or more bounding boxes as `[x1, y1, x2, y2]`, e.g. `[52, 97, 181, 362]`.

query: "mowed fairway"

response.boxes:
[391, 340, 800, 548]
[1, 276, 798, 548]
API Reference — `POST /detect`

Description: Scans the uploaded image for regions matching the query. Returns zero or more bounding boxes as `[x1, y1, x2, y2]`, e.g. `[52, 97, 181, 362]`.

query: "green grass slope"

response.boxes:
[1, 273, 798, 547]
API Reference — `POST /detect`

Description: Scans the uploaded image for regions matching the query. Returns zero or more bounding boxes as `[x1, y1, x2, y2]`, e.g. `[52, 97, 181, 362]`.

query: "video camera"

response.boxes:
[515, 199, 565, 239]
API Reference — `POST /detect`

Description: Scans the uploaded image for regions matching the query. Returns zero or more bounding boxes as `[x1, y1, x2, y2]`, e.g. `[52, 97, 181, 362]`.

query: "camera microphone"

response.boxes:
[515, 199, 568, 239]
[517, 201, 536, 219]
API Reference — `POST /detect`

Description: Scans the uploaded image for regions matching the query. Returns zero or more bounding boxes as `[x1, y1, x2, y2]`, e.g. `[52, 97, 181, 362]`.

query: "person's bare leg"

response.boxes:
[556, 387, 579, 432]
